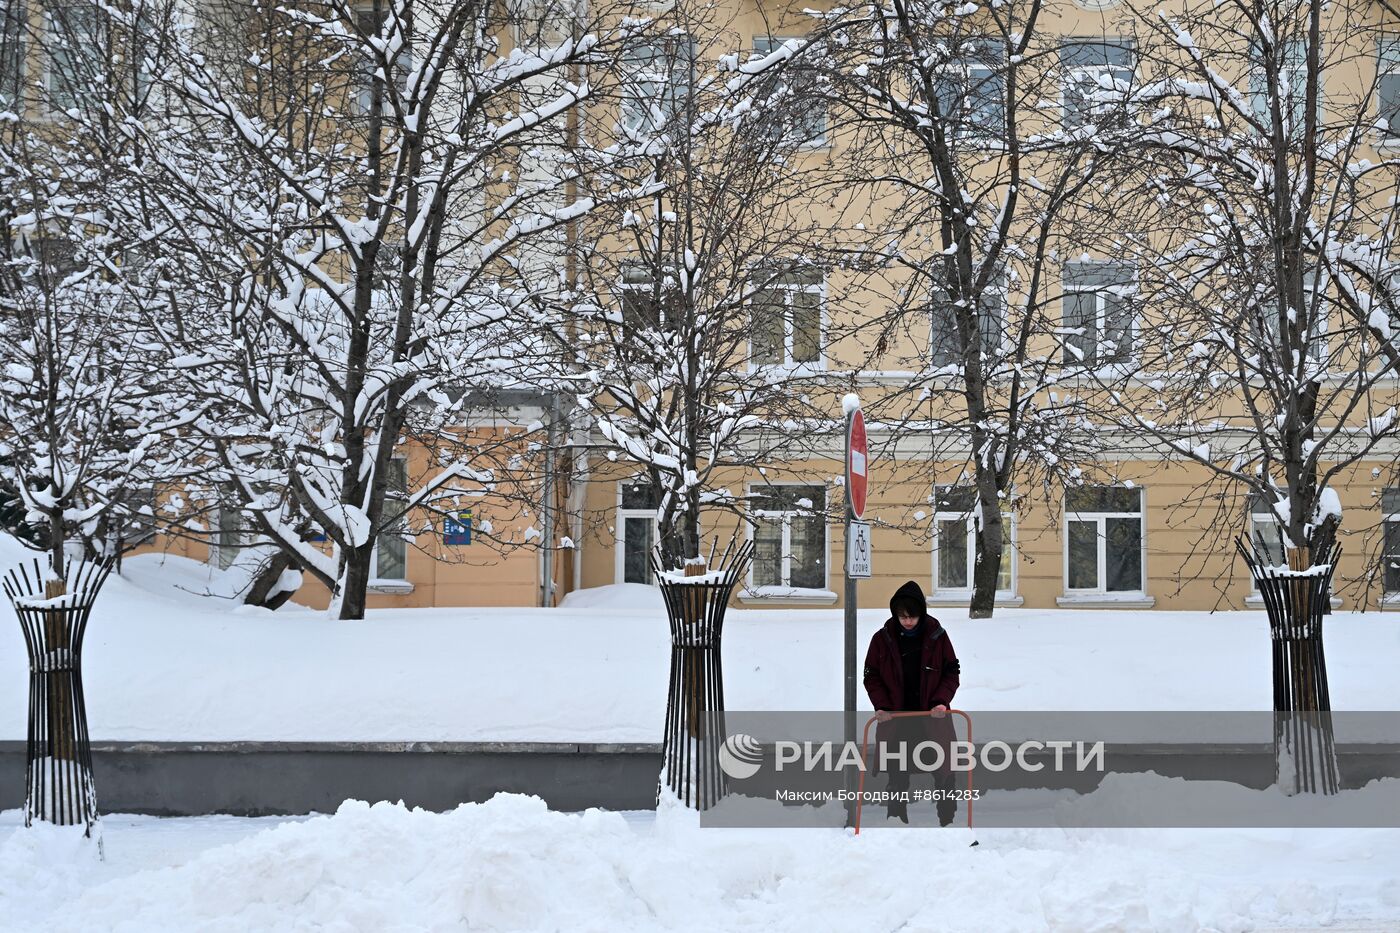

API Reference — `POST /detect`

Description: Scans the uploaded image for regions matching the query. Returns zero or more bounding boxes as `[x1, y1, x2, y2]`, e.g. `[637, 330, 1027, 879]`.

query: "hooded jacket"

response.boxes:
[863, 580, 960, 713]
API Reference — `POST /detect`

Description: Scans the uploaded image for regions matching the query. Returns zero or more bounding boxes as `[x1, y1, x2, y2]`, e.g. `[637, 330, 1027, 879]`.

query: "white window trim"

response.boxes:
[352, 3, 413, 117]
[1383, 495, 1400, 598]
[1248, 37, 1322, 128]
[370, 457, 412, 591]
[614, 481, 660, 585]
[929, 277, 1009, 371]
[748, 267, 827, 372]
[1061, 488, 1148, 599]
[929, 502, 1018, 601]
[1062, 261, 1138, 370]
[209, 505, 248, 572]
[743, 482, 831, 597]
[1378, 36, 1400, 143]
[1060, 40, 1134, 129]
[751, 35, 828, 149]
[934, 52, 1002, 141]
[621, 36, 693, 136]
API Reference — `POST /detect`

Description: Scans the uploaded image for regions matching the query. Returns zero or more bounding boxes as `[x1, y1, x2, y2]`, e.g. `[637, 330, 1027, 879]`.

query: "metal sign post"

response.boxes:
[843, 399, 868, 826]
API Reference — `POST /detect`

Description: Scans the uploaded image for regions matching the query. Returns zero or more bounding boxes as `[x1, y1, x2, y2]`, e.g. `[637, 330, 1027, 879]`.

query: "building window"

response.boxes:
[373, 458, 408, 580]
[752, 36, 826, 146]
[621, 36, 694, 136]
[1247, 493, 1289, 595]
[616, 480, 660, 585]
[211, 506, 247, 571]
[751, 266, 822, 366]
[932, 485, 1013, 595]
[1, 2, 24, 108]
[353, 5, 413, 116]
[935, 39, 1004, 136]
[1253, 270, 1329, 364]
[1060, 39, 1134, 130]
[46, 3, 101, 113]
[1249, 37, 1318, 131]
[620, 264, 680, 333]
[930, 269, 1005, 369]
[1062, 260, 1136, 367]
[1383, 488, 1400, 594]
[1065, 485, 1144, 594]
[750, 484, 826, 590]
[1380, 38, 1400, 138]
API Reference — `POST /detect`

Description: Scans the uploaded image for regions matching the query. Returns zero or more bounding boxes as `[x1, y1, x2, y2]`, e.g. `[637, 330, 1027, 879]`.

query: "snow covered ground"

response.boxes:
[3, 793, 1400, 932]
[2, 542, 1399, 742]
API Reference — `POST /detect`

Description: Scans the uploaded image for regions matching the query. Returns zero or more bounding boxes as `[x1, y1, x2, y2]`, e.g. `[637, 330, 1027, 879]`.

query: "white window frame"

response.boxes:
[1060, 39, 1134, 130]
[1383, 488, 1400, 597]
[352, 3, 413, 117]
[1062, 486, 1147, 596]
[1379, 37, 1400, 141]
[44, 3, 99, 116]
[614, 481, 660, 585]
[1246, 496, 1288, 596]
[1248, 37, 1320, 131]
[1061, 260, 1138, 369]
[1, 2, 26, 111]
[371, 457, 410, 584]
[748, 265, 826, 370]
[929, 272, 1008, 370]
[930, 491, 1016, 599]
[619, 263, 679, 333]
[934, 42, 1004, 140]
[751, 35, 827, 148]
[1255, 270, 1329, 366]
[209, 505, 248, 572]
[747, 482, 829, 592]
[621, 35, 694, 136]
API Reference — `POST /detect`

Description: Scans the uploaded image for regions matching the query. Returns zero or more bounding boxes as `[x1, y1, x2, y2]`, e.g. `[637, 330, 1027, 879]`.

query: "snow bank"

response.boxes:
[3, 790, 1399, 931]
[3, 550, 1400, 742]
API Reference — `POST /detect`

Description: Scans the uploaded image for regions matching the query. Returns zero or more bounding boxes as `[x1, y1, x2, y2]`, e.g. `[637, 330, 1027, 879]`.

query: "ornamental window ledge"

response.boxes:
[1244, 594, 1343, 610]
[1055, 593, 1155, 609]
[927, 593, 1025, 608]
[368, 578, 415, 595]
[1380, 592, 1400, 608]
[738, 586, 839, 606]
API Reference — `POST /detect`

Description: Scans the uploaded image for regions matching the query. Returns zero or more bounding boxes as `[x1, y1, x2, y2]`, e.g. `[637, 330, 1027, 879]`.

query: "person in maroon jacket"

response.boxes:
[863, 579, 961, 824]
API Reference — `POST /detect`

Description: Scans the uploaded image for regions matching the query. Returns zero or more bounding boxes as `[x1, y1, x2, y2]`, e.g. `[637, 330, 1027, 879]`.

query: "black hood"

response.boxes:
[889, 580, 928, 620]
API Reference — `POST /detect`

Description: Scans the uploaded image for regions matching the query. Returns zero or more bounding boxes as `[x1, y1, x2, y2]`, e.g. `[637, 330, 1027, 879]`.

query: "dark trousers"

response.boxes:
[882, 718, 957, 825]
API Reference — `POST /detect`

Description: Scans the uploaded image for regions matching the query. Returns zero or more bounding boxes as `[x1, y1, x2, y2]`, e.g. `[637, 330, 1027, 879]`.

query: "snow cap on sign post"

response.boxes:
[842, 393, 861, 416]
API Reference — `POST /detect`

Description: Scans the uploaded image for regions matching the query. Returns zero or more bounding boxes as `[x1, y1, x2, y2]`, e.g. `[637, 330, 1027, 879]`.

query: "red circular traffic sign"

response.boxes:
[847, 409, 868, 519]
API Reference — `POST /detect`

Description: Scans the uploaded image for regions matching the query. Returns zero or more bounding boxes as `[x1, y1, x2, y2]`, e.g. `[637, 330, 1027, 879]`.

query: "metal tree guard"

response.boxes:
[1236, 537, 1340, 795]
[3, 557, 113, 836]
[651, 536, 753, 811]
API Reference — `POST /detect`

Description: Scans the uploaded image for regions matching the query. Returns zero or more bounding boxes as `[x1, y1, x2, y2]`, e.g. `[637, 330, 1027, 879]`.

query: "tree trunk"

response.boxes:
[244, 549, 296, 610]
[337, 543, 374, 620]
[969, 507, 1004, 620]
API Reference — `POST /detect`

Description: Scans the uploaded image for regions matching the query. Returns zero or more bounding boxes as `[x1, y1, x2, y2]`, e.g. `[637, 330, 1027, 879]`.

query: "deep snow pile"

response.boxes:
[1, 543, 1399, 742]
[2, 791, 1399, 932]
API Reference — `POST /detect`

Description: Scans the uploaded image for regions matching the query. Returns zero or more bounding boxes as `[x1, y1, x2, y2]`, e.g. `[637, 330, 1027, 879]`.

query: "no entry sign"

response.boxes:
[847, 408, 867, 520]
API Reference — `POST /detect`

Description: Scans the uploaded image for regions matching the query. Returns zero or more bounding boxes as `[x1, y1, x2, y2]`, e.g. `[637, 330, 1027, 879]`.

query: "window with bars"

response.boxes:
[1065, 485, 1144, 594]
[1060, 39, 1134, 130]
[750, 484, 826, 589]
[1062, 261, 1136, 367]
[932, 485, 1013, 595]
[750, 266, 822, 366]
[617, 481, 660, 585]
[373, 458, 408, 580]
[752, 36, 826, 146]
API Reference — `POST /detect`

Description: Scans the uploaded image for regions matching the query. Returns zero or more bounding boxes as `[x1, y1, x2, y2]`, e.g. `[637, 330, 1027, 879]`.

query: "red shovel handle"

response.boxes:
[853, 708, 973, 835]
